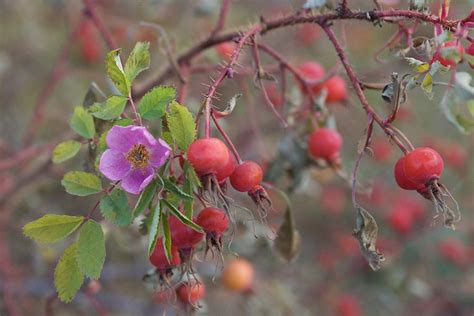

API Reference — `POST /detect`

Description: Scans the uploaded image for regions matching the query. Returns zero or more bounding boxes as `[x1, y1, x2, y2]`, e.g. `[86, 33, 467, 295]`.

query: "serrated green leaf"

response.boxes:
[76, 220, 105, 280]
[125, 42, 150, 83]
[61, 171, 102, 196]
[133, 180, 159, 218]
[421, 73, 433, 98]
[52, 140, 82, 164]
[161, 212, 172, 263]
[162, 177, 193, 201]
[106, 49, 130, 96]
[163, 199, 203, 233]
[23, 214, 84, 243]
[166, 101, 196, 151]
[138, 86, 176, 120]
[91, 95, 128, 120]
[100, 188, 133, 226]
[54, 242, 84, 303]
[184, 161, 201, 188]
[147, 202, 162, 256]
[70, 106, 95, 139]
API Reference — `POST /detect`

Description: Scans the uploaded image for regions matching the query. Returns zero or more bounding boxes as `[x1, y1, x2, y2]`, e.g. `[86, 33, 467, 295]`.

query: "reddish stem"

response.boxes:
[321, 25, 409, 155]
[211, 112, 242, 164]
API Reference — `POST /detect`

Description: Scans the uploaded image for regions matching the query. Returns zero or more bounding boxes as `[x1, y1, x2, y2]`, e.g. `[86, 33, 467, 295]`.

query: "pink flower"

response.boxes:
[99, 125, 171, 194]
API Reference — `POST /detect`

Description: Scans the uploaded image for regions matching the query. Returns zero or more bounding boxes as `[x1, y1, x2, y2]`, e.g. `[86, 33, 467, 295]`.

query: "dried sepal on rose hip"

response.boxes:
[394, 147, 460, 229]
[229, 161, 273, 218]
[99, 125, 171, 194]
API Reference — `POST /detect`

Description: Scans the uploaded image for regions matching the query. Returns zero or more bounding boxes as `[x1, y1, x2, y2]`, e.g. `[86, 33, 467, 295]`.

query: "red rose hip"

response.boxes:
[323, 75, 347, 103]
[176, 282, 206, 305]
[394, 156, 424, 190]
[187, 138, 229, 176]
[169, 215, 204, 250]
[403, 147, 444, 184]
[230, 161, 263, 192]
[307, 128, 343, 162]
[297, 61, 326, 94]
[149, 239, 181, 269]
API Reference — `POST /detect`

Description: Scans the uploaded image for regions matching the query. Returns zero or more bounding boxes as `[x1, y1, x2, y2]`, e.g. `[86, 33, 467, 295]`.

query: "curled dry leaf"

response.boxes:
[213, 93, 242, 118]
[274, 207, 301, 263]
[352, 207, 385, 271]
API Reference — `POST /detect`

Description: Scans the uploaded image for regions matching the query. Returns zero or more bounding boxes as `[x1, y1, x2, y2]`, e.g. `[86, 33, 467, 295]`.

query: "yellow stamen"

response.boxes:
[126, 144, 150, 169]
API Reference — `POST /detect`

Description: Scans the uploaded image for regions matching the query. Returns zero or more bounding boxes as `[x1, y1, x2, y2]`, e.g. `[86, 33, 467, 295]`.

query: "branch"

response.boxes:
[321, 25, 409, 155]
[82, 0, 118, 50]
[133, 8, 463, 98]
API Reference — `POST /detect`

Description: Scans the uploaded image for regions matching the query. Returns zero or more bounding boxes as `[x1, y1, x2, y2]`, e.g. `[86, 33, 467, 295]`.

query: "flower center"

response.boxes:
[126, 144, 150, 169]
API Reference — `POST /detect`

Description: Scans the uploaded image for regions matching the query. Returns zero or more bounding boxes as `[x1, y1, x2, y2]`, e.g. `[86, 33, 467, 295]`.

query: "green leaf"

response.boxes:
[454, 114, 474, 133]
[162, 177, 193, 201]
[106, 49, 130, 96]
[421, 73, 433, 98]
[61, 171, 102, 196]
[184, 161, 201, 188]
[161, 212, 172, 263]
[76, 220, 105, 280]
[138, 86, 176, 120]
[166, 101, 196, 151]
[133, 180, 159, 218]
[54, 242, 84, 303]
[183, 178, 194, 218]
[23, 214, 84, 243]
[124, 42, 150, 83]
[100, 188, 133, 226]
[147, 202, 162, 256]
[162, 199, 203, 233]
[70, 106, 95, 139]
[454, 72, 474, 102]
[52, 141, 82, 164]
[90, 95, 128, 120]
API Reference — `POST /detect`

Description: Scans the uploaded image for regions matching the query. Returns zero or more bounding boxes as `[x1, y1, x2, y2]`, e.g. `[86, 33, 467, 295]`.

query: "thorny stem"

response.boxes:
[322, 25, 410, 155]
[201, 24, 262, 138]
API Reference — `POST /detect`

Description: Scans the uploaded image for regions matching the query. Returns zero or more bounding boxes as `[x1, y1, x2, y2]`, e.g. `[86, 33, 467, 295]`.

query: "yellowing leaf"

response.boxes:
[52, 141, 82, 164]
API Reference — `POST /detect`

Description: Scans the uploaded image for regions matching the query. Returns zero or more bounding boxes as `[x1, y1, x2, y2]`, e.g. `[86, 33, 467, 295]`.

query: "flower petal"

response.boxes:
[106, 125, 158, 153]
[149, 138, 171, 168]
[99, 149, 131, 181]
[121, 166, 154, 195]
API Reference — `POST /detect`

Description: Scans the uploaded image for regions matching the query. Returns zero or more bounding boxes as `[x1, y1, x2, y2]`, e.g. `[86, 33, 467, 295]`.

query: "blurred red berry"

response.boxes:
[297, 61, 326, 94]
[439, 238, 467, 266]
[336, 295, 364, 316]
[323, 76, 347, 103]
